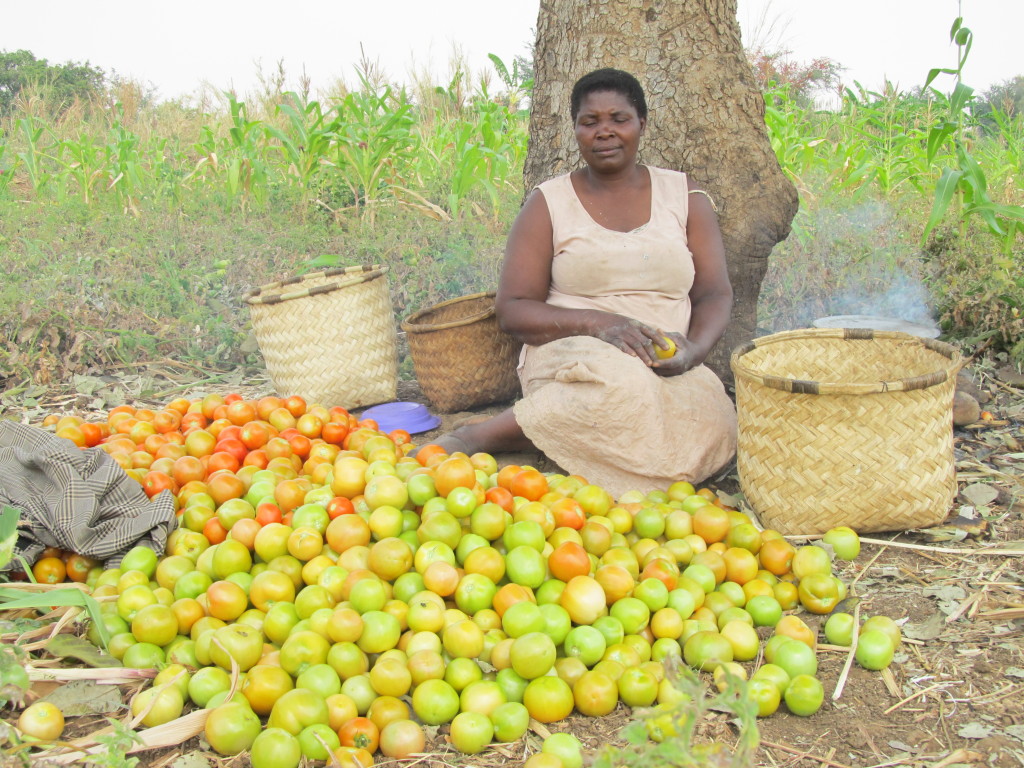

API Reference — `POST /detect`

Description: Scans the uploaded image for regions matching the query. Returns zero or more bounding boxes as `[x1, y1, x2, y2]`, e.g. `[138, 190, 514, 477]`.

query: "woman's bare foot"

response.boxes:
[424, 432, 471, 456]
[413, 408, 534, 457]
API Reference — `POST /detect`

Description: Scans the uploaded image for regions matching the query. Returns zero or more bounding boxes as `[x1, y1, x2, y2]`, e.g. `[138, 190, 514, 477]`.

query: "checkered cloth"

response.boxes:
[0, 421, 177, 569]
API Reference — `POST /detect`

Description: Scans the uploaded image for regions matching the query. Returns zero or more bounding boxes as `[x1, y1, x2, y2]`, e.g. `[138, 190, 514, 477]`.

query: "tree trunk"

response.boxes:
[526, 0, 798, 383]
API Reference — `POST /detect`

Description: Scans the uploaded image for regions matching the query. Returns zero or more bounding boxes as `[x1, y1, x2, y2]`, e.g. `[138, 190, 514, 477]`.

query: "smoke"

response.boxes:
[760, 199, 940, 334]
[828, 269, 936, 327]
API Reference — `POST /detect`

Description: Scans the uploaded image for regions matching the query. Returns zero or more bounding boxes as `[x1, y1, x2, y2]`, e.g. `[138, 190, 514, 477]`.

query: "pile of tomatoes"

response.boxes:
[26, 550, 100, 585]
[23, 392, 900, 767]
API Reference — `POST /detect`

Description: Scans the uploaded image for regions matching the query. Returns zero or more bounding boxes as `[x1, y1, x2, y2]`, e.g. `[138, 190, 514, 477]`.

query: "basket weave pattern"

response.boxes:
[246, 265, 397, 410]
[731, 329, 961, 535]
[401, 292, 522, 413]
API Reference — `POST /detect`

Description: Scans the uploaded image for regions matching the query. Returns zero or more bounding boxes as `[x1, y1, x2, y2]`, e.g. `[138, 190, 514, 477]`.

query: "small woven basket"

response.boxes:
[245, 265, 397, 410]
[401, 292, 523, 412]
[730, 328, 961, 535]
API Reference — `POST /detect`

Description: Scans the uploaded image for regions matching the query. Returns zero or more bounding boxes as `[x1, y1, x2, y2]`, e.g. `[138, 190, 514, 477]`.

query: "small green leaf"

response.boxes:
[949, 16, 963, 41]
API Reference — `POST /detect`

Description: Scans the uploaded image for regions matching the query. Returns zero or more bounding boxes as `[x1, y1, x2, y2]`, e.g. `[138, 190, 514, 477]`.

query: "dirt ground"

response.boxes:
[2, 355, 1022, 768]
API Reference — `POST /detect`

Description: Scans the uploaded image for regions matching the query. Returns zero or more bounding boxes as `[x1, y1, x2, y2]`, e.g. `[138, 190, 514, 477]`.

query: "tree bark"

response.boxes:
[526, 0, 798, 383]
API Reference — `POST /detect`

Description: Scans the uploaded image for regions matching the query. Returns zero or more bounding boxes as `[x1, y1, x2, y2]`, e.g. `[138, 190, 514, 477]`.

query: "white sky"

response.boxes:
[1, 1, 1019, 103]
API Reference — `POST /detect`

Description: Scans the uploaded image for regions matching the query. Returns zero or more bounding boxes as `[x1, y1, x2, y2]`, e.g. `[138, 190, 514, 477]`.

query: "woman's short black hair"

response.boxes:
[570, 68, 648, 122]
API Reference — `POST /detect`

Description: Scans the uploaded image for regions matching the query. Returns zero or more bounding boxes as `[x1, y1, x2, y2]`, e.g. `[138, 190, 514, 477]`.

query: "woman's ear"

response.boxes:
[639, 117, 647, 135]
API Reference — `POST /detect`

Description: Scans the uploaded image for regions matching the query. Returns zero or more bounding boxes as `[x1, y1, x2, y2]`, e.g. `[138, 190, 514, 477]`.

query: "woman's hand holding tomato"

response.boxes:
[591, 314, 674, 367]
[650, 332, 703, 377]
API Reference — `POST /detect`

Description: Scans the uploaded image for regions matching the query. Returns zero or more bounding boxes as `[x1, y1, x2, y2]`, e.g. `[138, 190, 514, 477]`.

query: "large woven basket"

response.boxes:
[245, 265, 397, 410]
[401, 292, 522, 412]
[730, 328, 961, 535]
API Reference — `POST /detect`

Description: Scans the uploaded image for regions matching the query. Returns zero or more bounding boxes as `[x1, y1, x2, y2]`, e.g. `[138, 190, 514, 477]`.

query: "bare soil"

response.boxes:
[2, 359, 1022, 768]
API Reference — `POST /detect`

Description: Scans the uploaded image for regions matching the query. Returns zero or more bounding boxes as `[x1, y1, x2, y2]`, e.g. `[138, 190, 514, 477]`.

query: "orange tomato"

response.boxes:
[65, 554, 97, 583]
[548, 542, 592, 582]
[180, 412, 208, 432]
[414, 443, 448, 468]
[225, 400, 256, 426]
[338, 717, 380, 753]
[548, 497, 585, 530]
[433, 456, 476, 497]
[142, 471, 177, 499]
[239, 421, 271, 450]
[171, 456, 206, 487]
[255, 396, 283, 421]
[203, 518, 228, 545]
[208, 471, 246, 506]
[283, 395, 307, 418]
[33, 556, 67, 584]
[207, 451, 241, 476]
[79, 422, 105, 447]
[496, 464, 523, 490]
[510, 468, 549, 501]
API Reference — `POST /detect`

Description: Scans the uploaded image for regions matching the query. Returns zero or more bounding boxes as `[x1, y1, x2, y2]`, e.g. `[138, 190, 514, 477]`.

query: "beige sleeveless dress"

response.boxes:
[512, 167, 737, 498]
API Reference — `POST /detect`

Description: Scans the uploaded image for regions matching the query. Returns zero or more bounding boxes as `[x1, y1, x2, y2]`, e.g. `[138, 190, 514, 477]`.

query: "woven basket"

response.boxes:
[401, 292, 522, 412]
[245, 265, 397, 410]
[730, 328, 961, 535]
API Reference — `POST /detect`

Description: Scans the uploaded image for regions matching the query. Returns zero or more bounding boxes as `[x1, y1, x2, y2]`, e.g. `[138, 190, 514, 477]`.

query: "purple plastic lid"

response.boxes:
[360, 401, 441, 434]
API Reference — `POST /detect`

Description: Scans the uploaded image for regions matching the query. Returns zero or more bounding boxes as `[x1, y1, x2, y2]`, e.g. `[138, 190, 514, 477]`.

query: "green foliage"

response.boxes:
[920, 17, 1024, 252]
[84, 718, 142, 768]
[759, 14, 1022, 364]
[592, 664, 759, 768]
[0, 49, 105, 117]
[0, 643, 29, 708]
[976, 75, 1024, 129]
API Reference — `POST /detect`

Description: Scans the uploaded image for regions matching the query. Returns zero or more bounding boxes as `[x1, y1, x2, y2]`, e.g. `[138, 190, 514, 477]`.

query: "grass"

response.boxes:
[0, 63, 1021, 393]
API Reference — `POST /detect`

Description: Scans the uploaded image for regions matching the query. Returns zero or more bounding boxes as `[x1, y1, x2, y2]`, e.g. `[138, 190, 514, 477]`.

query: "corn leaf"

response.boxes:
[927, 122, 956, 165]
[0, 505, 20, 570]
[0, 587, 111, 649]
[922, 167, 963, 244]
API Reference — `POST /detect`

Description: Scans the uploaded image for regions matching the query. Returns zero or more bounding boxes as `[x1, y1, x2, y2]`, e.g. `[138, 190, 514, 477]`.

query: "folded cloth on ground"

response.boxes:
[0, 421, 177, 569]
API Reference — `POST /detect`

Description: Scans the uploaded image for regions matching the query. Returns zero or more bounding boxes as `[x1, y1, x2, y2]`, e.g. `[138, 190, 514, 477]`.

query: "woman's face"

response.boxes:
[573, 90, 646, 174]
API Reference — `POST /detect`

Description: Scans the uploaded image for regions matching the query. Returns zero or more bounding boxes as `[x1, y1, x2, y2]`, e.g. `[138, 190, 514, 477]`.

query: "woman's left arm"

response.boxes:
[653, 179, 733, 375]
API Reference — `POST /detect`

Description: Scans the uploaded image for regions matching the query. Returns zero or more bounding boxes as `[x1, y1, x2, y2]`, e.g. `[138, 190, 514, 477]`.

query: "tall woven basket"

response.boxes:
[245, 265, 397, 410]
[401, 292, 522, 412]
[730, 328, 961, 535]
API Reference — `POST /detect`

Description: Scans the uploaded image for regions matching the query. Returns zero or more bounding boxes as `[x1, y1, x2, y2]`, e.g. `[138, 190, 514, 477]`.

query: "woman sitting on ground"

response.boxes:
[424, 67, 737, 499]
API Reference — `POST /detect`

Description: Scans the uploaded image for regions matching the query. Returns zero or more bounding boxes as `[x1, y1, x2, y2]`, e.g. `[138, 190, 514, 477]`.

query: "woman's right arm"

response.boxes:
[495, 190, 668, 364]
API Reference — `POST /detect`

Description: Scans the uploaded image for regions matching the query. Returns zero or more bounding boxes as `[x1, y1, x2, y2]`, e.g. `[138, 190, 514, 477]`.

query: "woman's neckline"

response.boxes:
[568, 165, 653, 234]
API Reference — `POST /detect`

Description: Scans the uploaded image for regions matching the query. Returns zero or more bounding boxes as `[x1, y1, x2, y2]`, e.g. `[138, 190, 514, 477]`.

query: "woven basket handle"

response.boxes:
[245, 265, 386, 306]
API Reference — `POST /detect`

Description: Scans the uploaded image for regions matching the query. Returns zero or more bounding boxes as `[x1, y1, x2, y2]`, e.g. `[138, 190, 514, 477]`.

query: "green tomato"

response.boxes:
[855, 629, 895, 670]
[449, 711, 493, 754]
[824, 612, 855, 646]
[251, 728, 302, 768]
[204, 701, 261, 755]
[822, 526, 861, 560]
[543, 732, 584, 768]
[783, 674, 824, 716]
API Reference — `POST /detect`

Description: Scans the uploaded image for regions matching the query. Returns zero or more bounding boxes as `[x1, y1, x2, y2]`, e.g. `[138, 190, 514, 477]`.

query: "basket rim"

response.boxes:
[245, 264, 387, 306]
[400, 291, 498, 333]
[730, 327, 962, 395]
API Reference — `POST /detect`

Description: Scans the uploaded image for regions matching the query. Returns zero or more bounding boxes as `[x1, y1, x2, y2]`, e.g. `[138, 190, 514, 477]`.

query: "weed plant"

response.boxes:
[592, 663, 759, 768]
